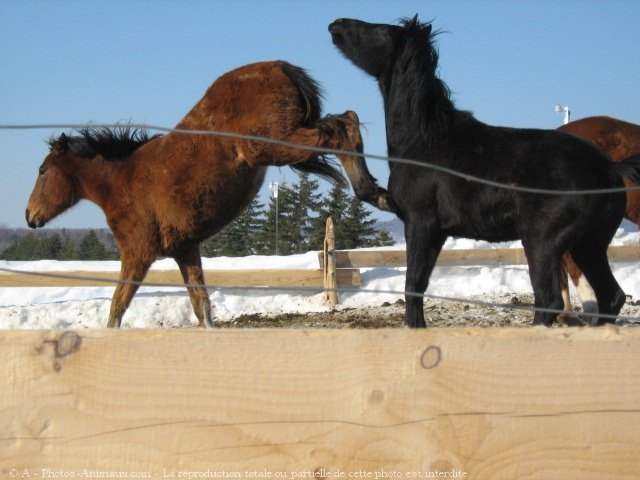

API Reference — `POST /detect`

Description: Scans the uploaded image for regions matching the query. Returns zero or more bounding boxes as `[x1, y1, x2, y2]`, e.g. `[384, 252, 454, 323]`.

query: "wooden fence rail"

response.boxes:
[318, 244, 640, 268]
[1, 328, 639, 479]
[1, 245, 637, 307]
[0, 268, 361, 289]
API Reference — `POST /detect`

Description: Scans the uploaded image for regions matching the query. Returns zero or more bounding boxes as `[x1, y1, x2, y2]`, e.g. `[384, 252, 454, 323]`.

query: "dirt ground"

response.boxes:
[214, 293, 640, 329]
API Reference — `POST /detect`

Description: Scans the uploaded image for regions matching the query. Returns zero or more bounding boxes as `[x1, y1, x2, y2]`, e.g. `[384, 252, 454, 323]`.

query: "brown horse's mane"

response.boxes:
[48, 127, 159, 161]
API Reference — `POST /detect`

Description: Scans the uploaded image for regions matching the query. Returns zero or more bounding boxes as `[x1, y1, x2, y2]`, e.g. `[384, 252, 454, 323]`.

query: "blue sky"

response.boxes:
[1, 0, 639, 229]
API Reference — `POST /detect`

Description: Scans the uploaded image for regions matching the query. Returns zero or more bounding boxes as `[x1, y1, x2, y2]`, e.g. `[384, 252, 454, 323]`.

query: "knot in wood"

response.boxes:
[56, 331, 82, 358]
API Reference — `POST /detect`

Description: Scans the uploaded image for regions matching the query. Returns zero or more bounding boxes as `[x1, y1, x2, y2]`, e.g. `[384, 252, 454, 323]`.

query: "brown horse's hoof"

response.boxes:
[376, 191, 392, 212]
[377, 188, 400, 214]
[556, 314, 587, 327]
[329, 111, 362, 149]
[342, 110, 360, 124]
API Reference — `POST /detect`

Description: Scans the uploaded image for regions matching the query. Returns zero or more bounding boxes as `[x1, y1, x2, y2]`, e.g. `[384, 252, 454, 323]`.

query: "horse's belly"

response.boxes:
[442, 213, 519, 242]
[160, 166, 266, 251]
[437, 190, 519, 242]
[196, 167, 266, 234]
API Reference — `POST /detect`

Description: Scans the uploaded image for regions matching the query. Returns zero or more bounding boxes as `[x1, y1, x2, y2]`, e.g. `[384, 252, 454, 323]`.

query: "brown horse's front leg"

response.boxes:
[174, 245, 212, 328]
[319, 111, 396, 213]
[107, 254, 153, 328]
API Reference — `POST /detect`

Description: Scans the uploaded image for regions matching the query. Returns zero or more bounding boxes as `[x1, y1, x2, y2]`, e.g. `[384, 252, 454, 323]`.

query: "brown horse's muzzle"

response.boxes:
[26, 208, 44, 229]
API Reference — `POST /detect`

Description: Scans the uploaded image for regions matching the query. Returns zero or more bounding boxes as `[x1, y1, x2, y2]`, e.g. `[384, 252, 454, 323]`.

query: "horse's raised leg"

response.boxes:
[245, 110, 393, 213]
[320, 112, 394, 213]
[404, 218, 446, 328]
[107, 253, 153, 328]
[174, 245, 212, 328]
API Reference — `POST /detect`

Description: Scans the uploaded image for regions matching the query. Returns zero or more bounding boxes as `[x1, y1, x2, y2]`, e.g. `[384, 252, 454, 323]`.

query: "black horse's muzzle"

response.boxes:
[328, 19, 349, 45]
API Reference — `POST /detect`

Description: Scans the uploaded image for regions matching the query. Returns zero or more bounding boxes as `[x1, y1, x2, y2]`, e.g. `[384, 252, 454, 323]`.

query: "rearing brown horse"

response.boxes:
[26, 60, 388, 328]
[558, 116, 640, 320]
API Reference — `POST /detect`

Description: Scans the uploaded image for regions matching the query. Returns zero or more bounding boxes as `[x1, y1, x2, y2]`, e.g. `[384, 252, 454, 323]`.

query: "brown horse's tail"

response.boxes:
[280, 62, 347, 186]
[613, 152, 640, 185]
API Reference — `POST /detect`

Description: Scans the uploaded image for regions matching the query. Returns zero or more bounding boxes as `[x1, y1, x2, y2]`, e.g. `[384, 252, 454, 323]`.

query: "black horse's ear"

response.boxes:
[408, 14, 419, 28]
[56, 132, 69, 152]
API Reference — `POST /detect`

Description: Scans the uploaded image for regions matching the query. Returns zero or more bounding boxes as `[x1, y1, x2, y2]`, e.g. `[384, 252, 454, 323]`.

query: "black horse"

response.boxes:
[329, 15, 640, 327]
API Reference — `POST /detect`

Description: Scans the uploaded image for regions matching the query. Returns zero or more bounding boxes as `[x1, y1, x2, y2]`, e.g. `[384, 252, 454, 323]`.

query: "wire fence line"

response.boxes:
[1, 265, 638, 323]
[2, 122, 639, 324]
[3, 122, 640, 196]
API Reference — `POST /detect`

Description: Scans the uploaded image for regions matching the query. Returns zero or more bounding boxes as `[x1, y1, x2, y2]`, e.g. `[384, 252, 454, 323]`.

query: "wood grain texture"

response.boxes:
[323, 217, 338, 306]
[1, 328, 639, 478]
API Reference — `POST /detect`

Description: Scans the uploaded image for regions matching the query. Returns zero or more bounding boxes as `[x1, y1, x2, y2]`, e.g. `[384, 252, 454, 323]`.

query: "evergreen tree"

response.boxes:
[254, 182, 294, 255]
[290, 172, 324, 253]
[310, 183, 351, 250]
[76, 230, 115, 260]
[201, 198, 265, 257]
[41, 233, 63, 259]
[59, 235, 77, 260]
[310, 186, 398, 250]
[274, 182, 303, 255]
[339, 195, 379, 249]
[1, 234, 42, 260]
[374, 228, 396, 247]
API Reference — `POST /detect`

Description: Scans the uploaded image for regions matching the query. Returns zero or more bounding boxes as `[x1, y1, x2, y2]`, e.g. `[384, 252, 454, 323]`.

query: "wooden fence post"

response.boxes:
[323, 217, 338, 306]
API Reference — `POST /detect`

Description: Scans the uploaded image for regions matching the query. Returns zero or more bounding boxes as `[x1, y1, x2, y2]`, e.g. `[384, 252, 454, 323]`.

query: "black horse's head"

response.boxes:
[329, 15, 433, 79]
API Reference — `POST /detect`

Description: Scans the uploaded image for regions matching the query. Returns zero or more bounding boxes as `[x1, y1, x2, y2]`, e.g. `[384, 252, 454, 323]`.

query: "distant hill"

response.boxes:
[0, 227, 117, 254]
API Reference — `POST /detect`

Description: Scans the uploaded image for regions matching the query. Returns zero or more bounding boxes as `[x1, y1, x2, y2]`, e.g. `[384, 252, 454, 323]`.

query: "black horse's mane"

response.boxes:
[49, 127, 158, 160]
[395, 17, 454, 145]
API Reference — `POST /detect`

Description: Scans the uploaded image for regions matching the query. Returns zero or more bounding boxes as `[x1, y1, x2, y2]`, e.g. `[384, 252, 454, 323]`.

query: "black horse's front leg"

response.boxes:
[404, 219, 445, 328]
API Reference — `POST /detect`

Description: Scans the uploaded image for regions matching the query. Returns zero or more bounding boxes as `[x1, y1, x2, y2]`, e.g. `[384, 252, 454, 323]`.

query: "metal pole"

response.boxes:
[269, 182, 279, 255]
[555, 104, 571, 125]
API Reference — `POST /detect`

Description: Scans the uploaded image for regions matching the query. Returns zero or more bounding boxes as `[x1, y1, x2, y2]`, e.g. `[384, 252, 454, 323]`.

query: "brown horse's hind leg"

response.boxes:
[559, 260, 572, 317]
[175, 245, 212, 328]
[245, 111, 394, 213]
[324, 112, 395, 213]
[559, 251, 598, 326]
[107, 254, 153, 328]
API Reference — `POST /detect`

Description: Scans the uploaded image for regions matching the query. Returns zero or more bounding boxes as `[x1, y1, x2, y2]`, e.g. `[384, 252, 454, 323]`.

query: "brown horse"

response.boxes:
[558, 116, 640, 320]
[26, 60, 388, 328]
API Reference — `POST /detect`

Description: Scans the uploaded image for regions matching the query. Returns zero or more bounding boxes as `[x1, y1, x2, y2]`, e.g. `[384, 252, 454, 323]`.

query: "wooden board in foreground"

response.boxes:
[319, 244, 640, 268]
[1, 328, 639, 479]
[0, 268, 361, 288]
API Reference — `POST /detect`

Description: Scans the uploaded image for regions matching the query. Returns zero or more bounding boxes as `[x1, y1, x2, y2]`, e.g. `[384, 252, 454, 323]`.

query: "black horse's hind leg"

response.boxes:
[175, 245, 212, 328]
[404, 219, 446, 328]
[525, 244, 566, 326]
[570, 241, 625, 326]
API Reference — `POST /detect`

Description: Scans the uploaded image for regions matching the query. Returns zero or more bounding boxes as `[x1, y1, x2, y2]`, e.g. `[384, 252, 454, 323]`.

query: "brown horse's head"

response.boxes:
[26, 133, 80, 228]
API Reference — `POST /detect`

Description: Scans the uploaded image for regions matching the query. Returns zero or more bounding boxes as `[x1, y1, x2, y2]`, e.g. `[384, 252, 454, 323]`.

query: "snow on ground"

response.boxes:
[1, 229, 638, 329]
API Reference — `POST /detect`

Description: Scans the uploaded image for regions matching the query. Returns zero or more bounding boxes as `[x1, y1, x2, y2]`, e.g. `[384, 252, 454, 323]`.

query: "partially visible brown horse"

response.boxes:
[26, 61, 388, 328]
[558, 116, 640, 320]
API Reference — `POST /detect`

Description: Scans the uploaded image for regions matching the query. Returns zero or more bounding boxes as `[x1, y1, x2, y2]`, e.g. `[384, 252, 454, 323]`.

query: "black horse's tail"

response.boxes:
[280, 61, 347, 186]
[613, 152, 640, 185]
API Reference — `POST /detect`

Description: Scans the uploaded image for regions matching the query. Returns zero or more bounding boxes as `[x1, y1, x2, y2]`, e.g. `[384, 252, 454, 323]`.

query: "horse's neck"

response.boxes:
[73, 156, 124, 208]
[380, 61, 454, 154]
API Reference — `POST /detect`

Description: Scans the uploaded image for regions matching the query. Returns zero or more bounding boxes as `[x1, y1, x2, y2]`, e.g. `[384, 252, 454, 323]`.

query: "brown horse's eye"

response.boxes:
[38, 166, 46, 176]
